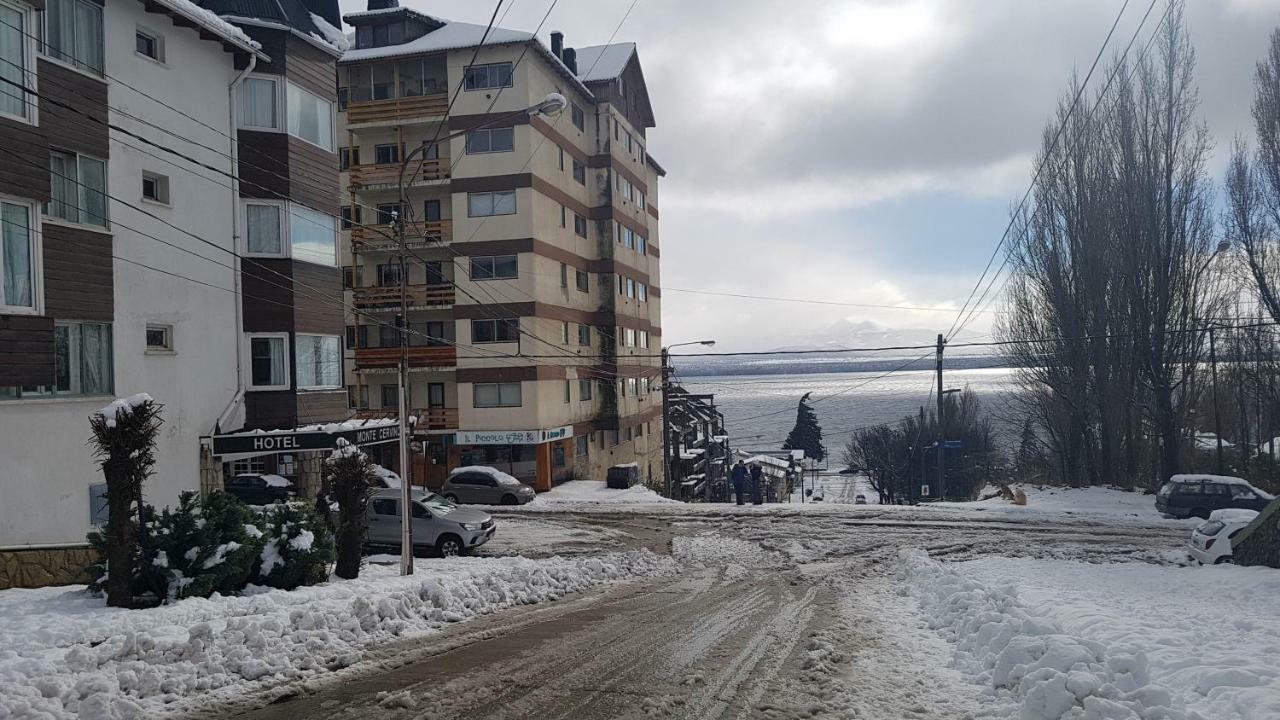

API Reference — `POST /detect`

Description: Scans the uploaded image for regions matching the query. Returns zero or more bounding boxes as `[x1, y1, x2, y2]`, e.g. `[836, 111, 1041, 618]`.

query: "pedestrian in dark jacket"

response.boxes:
[749, 463, 764, 505]
[731, 461, 749, 505]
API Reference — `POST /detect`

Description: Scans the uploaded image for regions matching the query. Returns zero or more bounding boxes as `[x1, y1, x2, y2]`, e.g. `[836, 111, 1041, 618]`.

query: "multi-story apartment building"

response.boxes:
[337, 2, 664, 491]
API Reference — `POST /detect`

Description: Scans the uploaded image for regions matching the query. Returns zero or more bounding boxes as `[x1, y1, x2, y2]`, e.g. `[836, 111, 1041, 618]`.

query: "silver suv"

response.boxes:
[365, 488, 496, 556]
[441, 466, 537, 505]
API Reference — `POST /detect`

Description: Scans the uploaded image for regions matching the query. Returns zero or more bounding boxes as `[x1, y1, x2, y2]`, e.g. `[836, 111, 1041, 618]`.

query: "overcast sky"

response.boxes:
[335, 0, 1280, 351]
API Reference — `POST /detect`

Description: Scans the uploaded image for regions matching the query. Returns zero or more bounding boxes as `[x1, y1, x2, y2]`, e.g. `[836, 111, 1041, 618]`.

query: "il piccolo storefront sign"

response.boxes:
[454, 426, 572, 446]
[211, 422, 401, 456]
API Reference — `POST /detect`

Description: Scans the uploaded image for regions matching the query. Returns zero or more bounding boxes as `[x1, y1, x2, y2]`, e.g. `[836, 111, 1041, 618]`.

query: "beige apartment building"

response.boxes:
[337, 2, 664, 491]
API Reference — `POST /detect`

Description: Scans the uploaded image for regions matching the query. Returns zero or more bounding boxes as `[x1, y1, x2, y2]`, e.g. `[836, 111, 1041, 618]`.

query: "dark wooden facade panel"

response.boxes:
[244, 390, 297, 430]
[291, 259, 342, 334]
[42, 223, 112, 321]
[0, 314, 54, 387]
[0, 116, 48, 201]
[296, 389, 348, 424]
[238, 131, 291, 200]
[287, 137, 338, 214]
[285, 36, 338, 100]
[456, 365, 566, 383]
[450, 173, 533, 194]
[242, 257, 294, 332]
[39, 61, 108, 158]
[237, 28, 287, 75]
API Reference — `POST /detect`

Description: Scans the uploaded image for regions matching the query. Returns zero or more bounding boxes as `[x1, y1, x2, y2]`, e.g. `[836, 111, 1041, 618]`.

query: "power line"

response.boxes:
[663, 287, 1003, 315]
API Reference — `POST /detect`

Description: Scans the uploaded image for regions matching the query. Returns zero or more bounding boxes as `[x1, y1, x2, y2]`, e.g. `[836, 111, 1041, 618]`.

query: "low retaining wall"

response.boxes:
[0, 546, 97, 589]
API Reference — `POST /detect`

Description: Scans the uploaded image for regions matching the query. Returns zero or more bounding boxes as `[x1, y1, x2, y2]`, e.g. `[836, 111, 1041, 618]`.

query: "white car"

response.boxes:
[1188, 508, 1258, 565]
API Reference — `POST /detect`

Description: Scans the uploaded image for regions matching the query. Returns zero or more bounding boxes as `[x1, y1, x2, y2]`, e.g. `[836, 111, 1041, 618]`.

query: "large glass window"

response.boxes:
[54, 321, 112, 396]
[47, 151, 106, 227]
[471, 319, 518, 344]
[287, 82, 333, 151]
[466, 127, 514, 154]
[467, 190, 516, 217]
[248, 334, 288, 389]
[463, 62, 513, 91]
[1, 200, 35, 312]
[469, 254, 517, 280]
[473, 382, 521, 408]
[296, 334, 341, 389]
[1, 1, 32, 120]
[289, 205, 337, 265]
[239, 76, 278, 129]
[245, 203, 283, 255]
[43, 0, 102, 75]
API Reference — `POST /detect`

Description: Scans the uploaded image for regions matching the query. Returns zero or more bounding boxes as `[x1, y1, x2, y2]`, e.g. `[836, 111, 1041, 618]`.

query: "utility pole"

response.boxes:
[935, 333, 945, 500]
[395, 207, 413, 577]
[918, 405, 926, 504]
[1210, 327, 1224, 475]
[661, 346, 672, 498]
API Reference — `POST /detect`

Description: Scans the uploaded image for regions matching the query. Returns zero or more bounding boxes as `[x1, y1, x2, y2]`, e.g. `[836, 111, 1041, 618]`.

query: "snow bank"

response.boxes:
[935, 484, 1198, 526]
[901, 551, 1280, 719]
[0, 551, 675, 718]
[525, 480, 680, 508]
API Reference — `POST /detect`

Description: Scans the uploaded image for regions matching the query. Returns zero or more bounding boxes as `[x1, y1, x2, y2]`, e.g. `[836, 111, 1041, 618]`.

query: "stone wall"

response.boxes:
[0, 546, 98, 589]
[1232, 499, 1280, 568]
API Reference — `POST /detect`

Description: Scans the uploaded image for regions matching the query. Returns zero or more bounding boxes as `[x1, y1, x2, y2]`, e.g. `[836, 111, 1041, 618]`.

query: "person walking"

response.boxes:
[749, 463, 764, 505]
[731, 460, 749, 505]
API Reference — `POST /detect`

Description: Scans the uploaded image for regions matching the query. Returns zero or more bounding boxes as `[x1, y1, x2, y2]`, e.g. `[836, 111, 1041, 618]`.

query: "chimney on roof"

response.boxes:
[550, 31, 563, 59]
[367, 0, 398, 10]
[563, 47, 577, 74]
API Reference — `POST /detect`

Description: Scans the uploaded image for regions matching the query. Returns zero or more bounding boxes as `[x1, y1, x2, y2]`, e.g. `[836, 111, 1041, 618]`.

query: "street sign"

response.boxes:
[921, 484, 930, 496]
[211, 423, 400, 456]
[943, 440, 963, 449]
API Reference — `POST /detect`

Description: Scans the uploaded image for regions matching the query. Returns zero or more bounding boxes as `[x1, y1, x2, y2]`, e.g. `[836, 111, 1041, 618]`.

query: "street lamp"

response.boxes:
[661, 340, 716, 499]
[393, 93, 567, 577]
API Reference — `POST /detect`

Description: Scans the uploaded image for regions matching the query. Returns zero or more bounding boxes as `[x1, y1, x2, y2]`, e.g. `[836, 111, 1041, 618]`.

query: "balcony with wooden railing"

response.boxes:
[353, 283, 455, 310]
[350, 219, 451, 252]
[353, 345, 457, 371]
[353, 407, 459, 431]
[345, 92, 449, 125]
[348, 158, 448, 189]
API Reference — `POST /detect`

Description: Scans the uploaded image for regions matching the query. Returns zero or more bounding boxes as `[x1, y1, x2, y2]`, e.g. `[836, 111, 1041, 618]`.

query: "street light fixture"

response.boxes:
[392, 93, 569, 578]
[661, 341, 716, 498]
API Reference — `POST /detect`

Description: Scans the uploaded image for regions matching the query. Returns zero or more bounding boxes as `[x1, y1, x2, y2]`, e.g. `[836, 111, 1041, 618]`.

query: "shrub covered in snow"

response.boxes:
[253, 501, 335, 590]
[143, 492, 262, 601]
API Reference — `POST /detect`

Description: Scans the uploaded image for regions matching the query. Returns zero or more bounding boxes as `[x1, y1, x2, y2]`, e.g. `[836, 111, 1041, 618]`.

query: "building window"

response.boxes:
[376, 262, 400, 287]
[135, 28, 162, 62]
[572, 159, 585, 185]
[336, 86, 348, 110]
[425, 260, 445, 283]
[380, 383, 398, 408]
[43, 0, 103, 75]
[578, 379, 593, 401]
[624, 328, 636, 347]
[0, 1, 35, 122]
[375, 202, 401, 225]
[626, 277, 636, 299]
[48, 151, 107, 227]
[466, 127, 514, 154]
[575, 434, 589, 456]
[576, 270, 589, 293]
[289, 205, 337, 265]
[239, 76, 278, 129]
[577, 324, 591, 345]
[36, 321, 112, 397]
[638, 283, 648, 301]
[561, 321, 570, 344]
[141, 171, 169, 204]
[563, 379, 571, 403]
[145, 323, 172, 352]
[296, 334, 341, 389]
[560, 205, 566, 228]
[339, 146, 359, 170]
[467, 190, 516, 217]
[374, 143, 400, 165]
[247, 333, 288, 390]
[637, 234, 647, 255]
[558, 147, 564, 171]
[244, 202, 284, 256]
[470, 254, 517, 280]
[1, 199, 37, 313]
[571, 103, 585, 131]
[639, 330, 649, 348]
[559, 262, 568, 288]
[474, 381, 521, 408]
[287, 81, 333, 151]
[573, 213, 587, 238]
[423, 198, 441, 221]
[463, 62, 513, 91]
[340, 206, 359, 230]
[471, 318, 518, 343]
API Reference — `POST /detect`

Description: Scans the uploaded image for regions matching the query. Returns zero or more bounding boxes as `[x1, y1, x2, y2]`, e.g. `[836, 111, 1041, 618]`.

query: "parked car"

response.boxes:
[606, 463, 640, 489]
[854, 494, 868, 505]
[224, 473, 296, 505]
[364, 488, 495, 557]
[1155, 474, 1274, 519]
[1188, 508, 1259, 565]
[442, 466, 537, 505]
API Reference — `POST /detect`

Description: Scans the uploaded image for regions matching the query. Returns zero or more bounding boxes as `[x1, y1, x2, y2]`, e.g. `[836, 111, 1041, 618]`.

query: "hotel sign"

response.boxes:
[456, 426, 573, 446]
[211, 423, 401, 456]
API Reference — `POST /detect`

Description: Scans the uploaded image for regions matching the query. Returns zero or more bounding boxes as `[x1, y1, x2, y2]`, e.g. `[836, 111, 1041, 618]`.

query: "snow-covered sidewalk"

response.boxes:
[901, 550, 1280, 719]
[932, 484, 1199, 527]
[0, 551, 675, 719]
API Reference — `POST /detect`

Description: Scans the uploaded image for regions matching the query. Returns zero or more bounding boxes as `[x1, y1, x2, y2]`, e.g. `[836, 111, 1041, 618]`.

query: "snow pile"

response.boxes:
[308, 12, 350, 51]
[0, 551, 675, 718]
[526, 480, 680, 508]
[901, 550, 1280, 719]
[96, 392, 154, 427]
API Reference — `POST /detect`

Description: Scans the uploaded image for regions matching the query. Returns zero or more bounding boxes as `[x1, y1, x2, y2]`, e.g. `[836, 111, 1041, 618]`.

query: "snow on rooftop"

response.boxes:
[156, 0, 262, 52]
[341, 19, 531, 63]
[573, 42, 635, 82]
[309, 12, 350, 52]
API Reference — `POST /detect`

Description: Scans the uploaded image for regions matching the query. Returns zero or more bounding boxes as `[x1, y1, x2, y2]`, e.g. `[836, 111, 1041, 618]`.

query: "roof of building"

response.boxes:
[572, 42, 635, 82]
[150, 0, 269, 58]
[340, 17, 532, 62]
[198, 0, 344, 55]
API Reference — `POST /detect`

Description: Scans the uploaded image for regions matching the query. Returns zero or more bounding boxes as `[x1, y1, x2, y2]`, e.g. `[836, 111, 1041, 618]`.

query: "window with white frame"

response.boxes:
[239, 76, 278, 129]
[624, 327, 635, 347]
[247, 333, 289, 390]
[289, 205, 337, 265]
[244, 202, 284, 255]
[473, 381, 521, 408]
[638, 283, 647, 301]
[295, 334, 341, 389]
[1, 199, 37, 313]
[467, 190, 516, 217]
[639, 330, 649, 348]
[141, 171, 169, 204]
[465, 127, 514, 154]
[637, 234, 647, 255]
[286, 81, 333, 151]
[43, 0, 102, 75]
[627, 378, 638, 396]
[463, 62, 512, 91]
[145, 323, 172, 352]
[469, 254, 517, 280]
[54, 321, 112, 395]
[0, 0, 36, 122]
[47, 151, 107, 227]
[626, 277, 636, 299]
[561, 320, 570, 344]
[135, 27, 163, 62]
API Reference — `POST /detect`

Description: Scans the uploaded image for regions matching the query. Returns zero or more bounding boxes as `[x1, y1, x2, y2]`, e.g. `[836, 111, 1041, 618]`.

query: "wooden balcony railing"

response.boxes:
[353, 283, 455, 309]
[348, 159, 448, 188]
[353, 407, 459, 430]
[345, 93, 449, 125]
[349, 219, 451, 251]
[354, 345, 457, 370]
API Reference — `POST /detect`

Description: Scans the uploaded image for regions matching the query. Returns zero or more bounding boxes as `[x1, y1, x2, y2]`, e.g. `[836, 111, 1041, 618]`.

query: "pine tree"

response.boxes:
[782, 392, 826, 463]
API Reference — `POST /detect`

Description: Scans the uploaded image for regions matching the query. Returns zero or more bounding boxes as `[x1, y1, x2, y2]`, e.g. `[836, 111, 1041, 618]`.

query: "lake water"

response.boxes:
[682, 367, 1022, 455]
